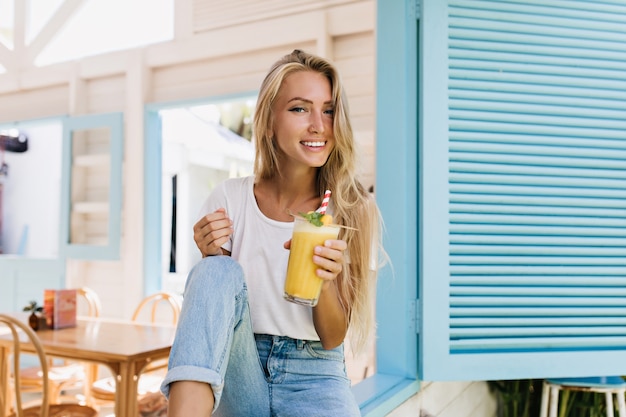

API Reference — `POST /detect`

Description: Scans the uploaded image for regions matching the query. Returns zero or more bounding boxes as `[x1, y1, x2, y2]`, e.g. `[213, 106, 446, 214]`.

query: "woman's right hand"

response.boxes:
[193, 208, 233, 257]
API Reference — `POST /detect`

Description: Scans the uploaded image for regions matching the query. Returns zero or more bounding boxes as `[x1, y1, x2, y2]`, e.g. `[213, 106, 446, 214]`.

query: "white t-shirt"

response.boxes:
[197, 176, 319, 341]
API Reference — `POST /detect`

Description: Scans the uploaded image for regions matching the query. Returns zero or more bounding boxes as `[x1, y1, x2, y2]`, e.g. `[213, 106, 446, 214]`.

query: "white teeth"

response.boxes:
[302, 141, 325, 147]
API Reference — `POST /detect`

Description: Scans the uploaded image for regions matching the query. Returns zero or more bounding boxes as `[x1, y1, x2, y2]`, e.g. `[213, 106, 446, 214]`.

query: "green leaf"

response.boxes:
[299, 211, 324, 227]
[23, 300, 43, 313]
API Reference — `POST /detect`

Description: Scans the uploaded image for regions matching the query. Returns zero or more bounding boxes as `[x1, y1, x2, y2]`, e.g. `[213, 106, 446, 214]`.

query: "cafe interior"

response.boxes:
[0, 0, 380, 416]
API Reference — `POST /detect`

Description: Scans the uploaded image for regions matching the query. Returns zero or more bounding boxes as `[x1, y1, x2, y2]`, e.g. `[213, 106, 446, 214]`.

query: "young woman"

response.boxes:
[161, 49, 384, 417]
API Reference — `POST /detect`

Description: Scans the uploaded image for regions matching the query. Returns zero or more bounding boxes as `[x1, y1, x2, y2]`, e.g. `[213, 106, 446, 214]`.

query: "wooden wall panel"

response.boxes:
[152, 43, 316, 103]
[386, 381, 498, 417]
[335, 33, 375, 59]
[193, 0, 358, 32]
[0, 258, 64, 313]
[86, 75, 125, 114]
[84, 260, 127, 316]
[333, 31, 376, 191]
[0, 85, 68, 123]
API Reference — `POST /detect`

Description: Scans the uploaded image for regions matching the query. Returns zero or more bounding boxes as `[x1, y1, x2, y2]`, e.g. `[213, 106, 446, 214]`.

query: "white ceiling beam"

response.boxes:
[13, 0, 25, 52]
[174, 0, 194, 40]
[25, 0, 86, 67]
[0, 62, 72, 94]
[0, 43, 15, 72]
[327, 0, 374, 35]
[0, 73, 18, 94]
[68, 63, 87, 115]
[145, 11, 321, 68]
[316, 11, 334, 60]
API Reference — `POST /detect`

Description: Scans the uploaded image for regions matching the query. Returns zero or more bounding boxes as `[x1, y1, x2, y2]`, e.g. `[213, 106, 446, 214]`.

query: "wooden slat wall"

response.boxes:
[387, 381, 497, 417]
[86, 75, 126, 114]
[334, 32, 376, 190]
[193, 0, 355, 32]
[152, 44, 315, 103]
[0, 85, 68, 121]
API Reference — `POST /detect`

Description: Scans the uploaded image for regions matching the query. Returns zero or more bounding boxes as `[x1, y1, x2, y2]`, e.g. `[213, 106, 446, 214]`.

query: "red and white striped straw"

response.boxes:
[316, 190, 331, 214]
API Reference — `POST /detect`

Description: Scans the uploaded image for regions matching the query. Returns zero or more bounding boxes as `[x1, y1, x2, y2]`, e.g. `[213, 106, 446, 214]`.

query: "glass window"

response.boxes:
[0, 121, 62, 257]
[160, 101, 256, 294]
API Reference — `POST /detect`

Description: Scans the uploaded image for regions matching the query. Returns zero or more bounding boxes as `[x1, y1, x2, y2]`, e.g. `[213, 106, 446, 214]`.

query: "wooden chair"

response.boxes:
[89, 292, 181, 404]
[131, 291, 181, 325]
[0, 313, 98, 417]
[18, 288, 102, 404]
[75, 288, 102, 318]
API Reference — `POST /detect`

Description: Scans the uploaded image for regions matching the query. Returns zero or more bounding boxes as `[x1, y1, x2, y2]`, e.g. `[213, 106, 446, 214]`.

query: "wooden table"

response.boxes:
[0, 314, 176, 416]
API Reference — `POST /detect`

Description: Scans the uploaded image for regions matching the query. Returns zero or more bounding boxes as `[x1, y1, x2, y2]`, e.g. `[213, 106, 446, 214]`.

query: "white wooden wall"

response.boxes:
[388, 381, 498, 417]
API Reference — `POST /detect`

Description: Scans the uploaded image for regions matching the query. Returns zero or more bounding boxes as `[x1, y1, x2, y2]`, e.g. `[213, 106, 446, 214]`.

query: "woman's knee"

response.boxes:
[185, 256, 245, 296]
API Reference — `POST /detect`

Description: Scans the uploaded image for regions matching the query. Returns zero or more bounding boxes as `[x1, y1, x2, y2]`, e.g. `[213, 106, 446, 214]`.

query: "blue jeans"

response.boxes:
[161, 256, 360, 417]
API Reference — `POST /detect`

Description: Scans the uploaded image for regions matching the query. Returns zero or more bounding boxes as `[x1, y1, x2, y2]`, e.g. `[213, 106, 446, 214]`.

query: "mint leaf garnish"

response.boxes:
[299, 211, 324, 227]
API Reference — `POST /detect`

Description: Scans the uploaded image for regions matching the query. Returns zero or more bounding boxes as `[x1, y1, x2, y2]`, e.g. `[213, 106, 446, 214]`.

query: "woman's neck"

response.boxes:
[254, 172, 320, 222]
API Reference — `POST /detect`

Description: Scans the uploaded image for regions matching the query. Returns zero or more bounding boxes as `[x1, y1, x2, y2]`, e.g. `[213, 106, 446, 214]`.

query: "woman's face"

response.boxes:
[270, 70, 335, 170]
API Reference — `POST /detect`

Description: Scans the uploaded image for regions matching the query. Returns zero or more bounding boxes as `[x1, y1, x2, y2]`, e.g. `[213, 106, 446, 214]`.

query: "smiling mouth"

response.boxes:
[301, 141, 326, 147]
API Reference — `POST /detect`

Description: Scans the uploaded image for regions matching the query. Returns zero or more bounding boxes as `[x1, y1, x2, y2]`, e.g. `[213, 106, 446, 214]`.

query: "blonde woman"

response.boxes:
[162, 49, 384, 417]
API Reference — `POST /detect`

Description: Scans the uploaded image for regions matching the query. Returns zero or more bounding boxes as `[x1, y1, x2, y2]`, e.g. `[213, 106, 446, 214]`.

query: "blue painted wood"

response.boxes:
[419, 0, 453, 383]
[0, 258, 64, 312]
[60, 112, 123, 260]
[421, 0, 626, 381]
[375, 0, 418, 376]
[354, 374, 420, 416]
[431, 350, 626, 381]
[355, 0, 421, 414]
[547, 376, 626, 388]
[143, 110, 162, 297]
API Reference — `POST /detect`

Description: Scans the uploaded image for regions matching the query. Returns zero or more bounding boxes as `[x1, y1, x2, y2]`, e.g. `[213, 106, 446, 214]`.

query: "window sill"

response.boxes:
[354, 373, 420, 416]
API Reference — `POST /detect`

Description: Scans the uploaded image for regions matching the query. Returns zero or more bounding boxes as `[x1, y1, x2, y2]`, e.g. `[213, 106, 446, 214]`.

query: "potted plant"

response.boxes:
[23, 300, 45, 330]
[488, 379, 542, 417]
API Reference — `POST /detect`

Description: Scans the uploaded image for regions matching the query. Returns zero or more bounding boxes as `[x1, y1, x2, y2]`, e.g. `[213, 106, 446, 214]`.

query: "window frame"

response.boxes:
[351, 0, 421, 415]
[60, 112, 124, 260]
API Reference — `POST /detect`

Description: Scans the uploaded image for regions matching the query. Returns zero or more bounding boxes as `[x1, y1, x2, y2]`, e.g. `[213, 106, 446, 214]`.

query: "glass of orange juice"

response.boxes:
[284, 215, 340, 306]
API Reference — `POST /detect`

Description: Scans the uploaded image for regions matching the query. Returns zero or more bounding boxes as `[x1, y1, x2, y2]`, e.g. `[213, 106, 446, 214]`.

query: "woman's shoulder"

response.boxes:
[217, 175, 254, 194]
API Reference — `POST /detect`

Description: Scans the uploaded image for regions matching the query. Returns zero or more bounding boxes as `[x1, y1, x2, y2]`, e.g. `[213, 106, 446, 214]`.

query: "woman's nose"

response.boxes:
[309, 111, 325, 134]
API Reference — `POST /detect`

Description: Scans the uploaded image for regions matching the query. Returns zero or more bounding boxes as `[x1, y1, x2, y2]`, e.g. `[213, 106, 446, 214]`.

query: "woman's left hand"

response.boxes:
[285, 238, 347, 281]
[314, 239, 347, 280]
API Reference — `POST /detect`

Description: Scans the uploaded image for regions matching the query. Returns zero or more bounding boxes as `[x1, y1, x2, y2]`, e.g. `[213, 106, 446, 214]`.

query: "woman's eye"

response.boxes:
[324, 109, 335, 116]
[289, 107, 306, 113]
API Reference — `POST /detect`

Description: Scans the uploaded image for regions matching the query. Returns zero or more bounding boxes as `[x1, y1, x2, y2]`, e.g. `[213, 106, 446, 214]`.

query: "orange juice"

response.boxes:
[284, 216, 340, 306]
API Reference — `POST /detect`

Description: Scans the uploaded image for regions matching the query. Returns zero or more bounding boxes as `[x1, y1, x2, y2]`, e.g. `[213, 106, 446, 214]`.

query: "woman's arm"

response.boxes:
[311, 239, 351, 349]
[313, 277, 350, 349]
[168, 381, 214, 417]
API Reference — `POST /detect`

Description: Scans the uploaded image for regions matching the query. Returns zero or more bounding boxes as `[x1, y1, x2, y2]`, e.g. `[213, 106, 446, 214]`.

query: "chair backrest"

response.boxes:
[0, 314, 50, 417]
[132, 292, 181, 325]
[76, 287, 102, 318]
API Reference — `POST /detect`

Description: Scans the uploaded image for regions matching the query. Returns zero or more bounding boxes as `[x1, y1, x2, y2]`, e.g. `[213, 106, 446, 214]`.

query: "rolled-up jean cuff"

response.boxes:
[160, 365, 224, 410]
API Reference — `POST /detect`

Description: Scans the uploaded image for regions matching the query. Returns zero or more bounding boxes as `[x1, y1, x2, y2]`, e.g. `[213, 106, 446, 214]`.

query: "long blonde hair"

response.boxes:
[253, 49, 384, 352]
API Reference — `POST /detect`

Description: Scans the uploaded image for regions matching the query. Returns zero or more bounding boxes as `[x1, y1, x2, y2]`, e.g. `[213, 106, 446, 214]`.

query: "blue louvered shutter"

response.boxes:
[421, 0, 626, 381]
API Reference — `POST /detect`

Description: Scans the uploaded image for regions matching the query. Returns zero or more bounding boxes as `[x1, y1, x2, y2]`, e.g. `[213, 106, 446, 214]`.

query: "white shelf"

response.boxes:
[73, 154, 109, 167]
[72, 201, 109, 214]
